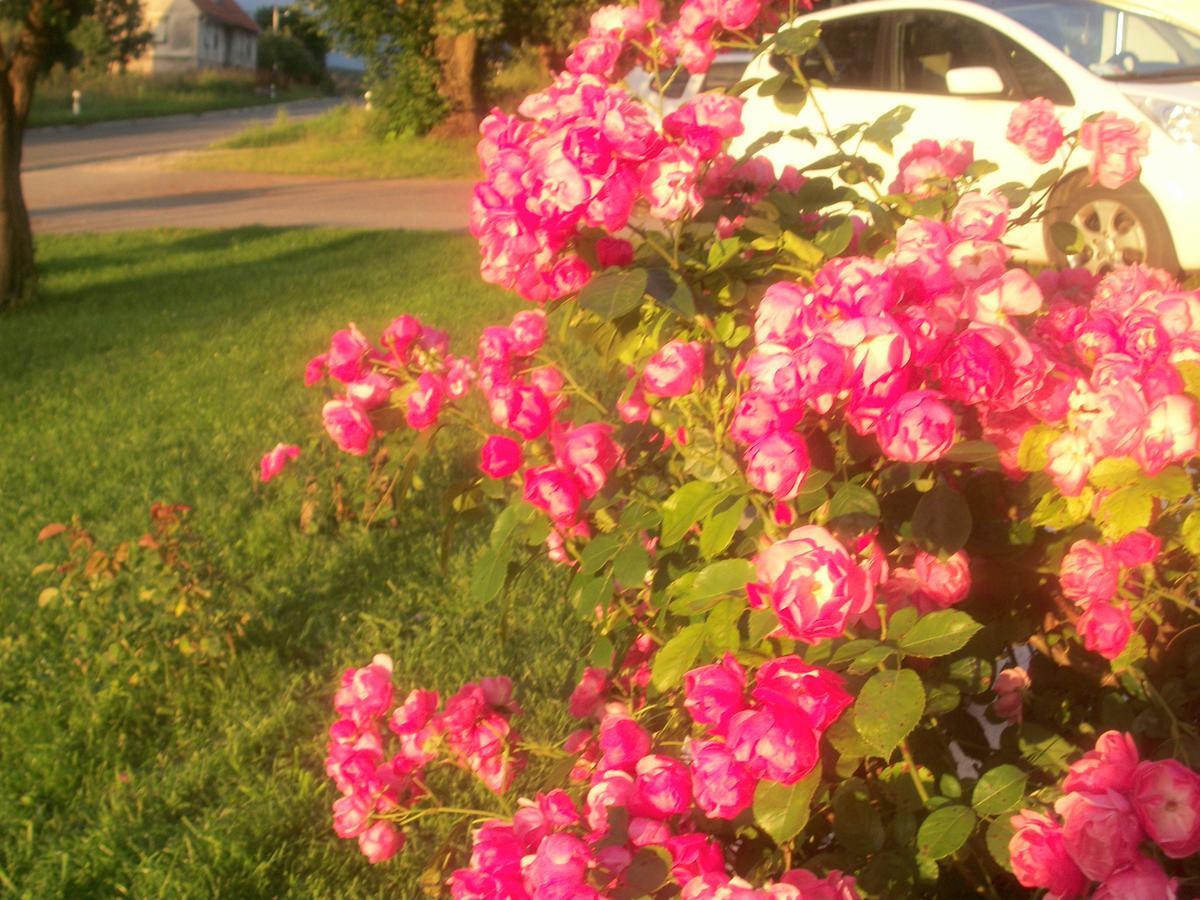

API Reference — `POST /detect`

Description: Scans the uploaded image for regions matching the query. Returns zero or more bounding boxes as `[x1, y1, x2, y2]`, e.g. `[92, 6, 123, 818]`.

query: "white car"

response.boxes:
[732, 0, 1200, 273]
[627, 51, 755, 117]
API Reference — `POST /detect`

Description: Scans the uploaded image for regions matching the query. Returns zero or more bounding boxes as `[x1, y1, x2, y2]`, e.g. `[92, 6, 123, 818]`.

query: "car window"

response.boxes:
[701, 59, 749, 92]
[770, 14, 884, 89]
[993, 31, 1074, 104]
[896, 11, 1008, 95]
[657, 66, 691, 99]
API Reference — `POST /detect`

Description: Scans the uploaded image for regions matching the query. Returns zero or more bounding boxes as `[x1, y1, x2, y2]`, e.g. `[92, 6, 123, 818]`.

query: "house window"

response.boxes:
[155, 16, 168, 44]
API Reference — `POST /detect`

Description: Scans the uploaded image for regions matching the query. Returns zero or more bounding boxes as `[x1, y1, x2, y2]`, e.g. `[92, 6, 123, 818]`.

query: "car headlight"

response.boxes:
[1130, 96, 1200, 147]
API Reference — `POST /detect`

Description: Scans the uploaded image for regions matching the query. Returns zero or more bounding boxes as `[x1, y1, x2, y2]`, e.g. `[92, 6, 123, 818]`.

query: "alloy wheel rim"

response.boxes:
[1066, 199, 1149, 275]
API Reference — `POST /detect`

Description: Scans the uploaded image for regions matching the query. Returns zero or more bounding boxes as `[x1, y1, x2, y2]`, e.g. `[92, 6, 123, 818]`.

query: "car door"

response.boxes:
[886, 8, 1077, 257]
[735, 11, 895, 177]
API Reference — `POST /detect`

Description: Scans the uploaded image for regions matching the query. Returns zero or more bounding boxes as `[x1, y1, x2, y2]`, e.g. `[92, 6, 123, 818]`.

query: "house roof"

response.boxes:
[192, 0, 260, 33]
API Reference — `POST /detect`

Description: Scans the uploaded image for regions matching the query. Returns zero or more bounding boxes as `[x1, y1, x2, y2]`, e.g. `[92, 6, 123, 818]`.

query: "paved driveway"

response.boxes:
[22, 100, 474, 234]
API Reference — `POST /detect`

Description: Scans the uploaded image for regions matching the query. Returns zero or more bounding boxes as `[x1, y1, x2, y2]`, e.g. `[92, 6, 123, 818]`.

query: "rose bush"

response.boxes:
[263, 2, 1200, 895]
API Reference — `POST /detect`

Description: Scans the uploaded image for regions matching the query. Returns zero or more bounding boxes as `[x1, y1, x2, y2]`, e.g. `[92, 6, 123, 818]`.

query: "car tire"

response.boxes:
[1044, 178, 1179, 276]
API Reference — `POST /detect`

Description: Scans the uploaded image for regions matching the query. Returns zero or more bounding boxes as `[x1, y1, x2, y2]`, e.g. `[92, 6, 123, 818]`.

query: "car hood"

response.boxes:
[1117, 80, 1200, 107]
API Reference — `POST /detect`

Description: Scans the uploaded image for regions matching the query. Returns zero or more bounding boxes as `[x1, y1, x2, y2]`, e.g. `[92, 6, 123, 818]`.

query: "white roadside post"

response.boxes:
[71, 89, 81, 117]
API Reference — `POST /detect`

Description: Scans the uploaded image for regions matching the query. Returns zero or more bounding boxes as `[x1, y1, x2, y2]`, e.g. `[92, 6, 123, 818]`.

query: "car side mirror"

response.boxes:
[945, 66, 1005, 96]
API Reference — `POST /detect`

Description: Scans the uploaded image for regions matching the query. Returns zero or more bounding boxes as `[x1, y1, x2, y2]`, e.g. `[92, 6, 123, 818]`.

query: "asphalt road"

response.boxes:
[21, 99, 474, 234]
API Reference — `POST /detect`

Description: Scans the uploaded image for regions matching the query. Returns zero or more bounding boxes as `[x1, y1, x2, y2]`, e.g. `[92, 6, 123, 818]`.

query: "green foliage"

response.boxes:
[258, 32, 324, 85]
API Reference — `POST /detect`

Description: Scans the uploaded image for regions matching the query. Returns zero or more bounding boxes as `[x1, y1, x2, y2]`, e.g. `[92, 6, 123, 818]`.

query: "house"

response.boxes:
[131, 0, 260, 74]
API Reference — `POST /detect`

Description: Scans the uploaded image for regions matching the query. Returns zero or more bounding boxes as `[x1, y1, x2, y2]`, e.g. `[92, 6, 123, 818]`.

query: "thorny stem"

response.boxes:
[898, 738, 930, 806]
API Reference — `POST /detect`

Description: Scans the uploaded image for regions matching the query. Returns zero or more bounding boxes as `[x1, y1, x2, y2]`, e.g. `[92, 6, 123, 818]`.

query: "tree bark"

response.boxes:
[432, 0, 481, 136]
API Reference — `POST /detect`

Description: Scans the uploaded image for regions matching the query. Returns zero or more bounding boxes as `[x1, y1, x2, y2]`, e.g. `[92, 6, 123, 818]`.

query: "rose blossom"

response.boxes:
[509, 309, 547, 356]
[665, 833, 726, 886]
[1008, 810, 1089, 898]
[569, 667, 609, 719]
[951, 190, 1009, 241]
[259, 443, 300, 483]
[1076, 601, 1134, 660]
[1080, 112, 1150, 190]
[522, 465, 584, 526]
[743, 431, 811, 500]
[405, 372, 445, 431]
[642, 340, 705, 397]
[479, 435, 522, 479]
[357, 820, 403, 864]
[1058, 539, 1119, 607]
[1063, 730, 1140, 795]
[1130, 758, 1200, 858]
[327, 324, 371, 383]
[991, 666, 1030, 725]
[1056, 790, 1142, 881]
[877, 390, 956, 463]
[751, 656, 852, 732]
[688, 739, 756, 819]
[553, 423, 621, 498]
[725, 704, 820, 784]
[912, 551, 971, 610]
[1007, 98, 1065, 164]
[683, 654, 746, 731]
[1092, 856, 1179, 900]
[598, 716, 652, 773]
[633, 754, 692, 818]
[322, 398, 374, 456]
[1114, 529, 1162, 568]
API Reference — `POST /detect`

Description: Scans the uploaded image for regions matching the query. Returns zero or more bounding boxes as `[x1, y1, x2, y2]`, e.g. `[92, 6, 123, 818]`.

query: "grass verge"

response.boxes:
[179, 106, 480, 180]
[31, 72, 325, 129]
[0, 228, 583, 895]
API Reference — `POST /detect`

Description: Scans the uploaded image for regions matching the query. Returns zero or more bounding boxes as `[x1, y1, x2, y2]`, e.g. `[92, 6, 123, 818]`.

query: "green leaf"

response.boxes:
[1017, 424, 1059, 472]
[675, 559, 755, 612]
[861, 105, 914, 154]
[986, 816, 1016, 872]
[829, 638, 881, 669]
[661, 481, 720, 547]
[747, 608, 778, 645]
[1178, 360, 1200, 399]
[898, 611, 982, 658]
[1018, 723, 1074, 774]
[578, 268, 649, 319]
[943, 440, 1000, 467]
[705, 597, 744, 655]
[972, 765, 1027, 817]
[645, 268, 696, 318]
[1088, 456, 1141, 489]
[1146, 465, 1191, 501]
[833, 777, 886, 855]
[1095, 485, 1153, 540]
[1049, 221, 1085, 254]
[925, 682, 962, 715]
[700, 498, 745, 560]
[911, 485, 972, 557]
[814, 218, 855, 257]
[650, 624, 706, 691]
[917, 805, 977, 859]
[854, 669, 925, 757]
[887, 606, 919, 641]
[612, 542, 650, 588]
[579, 533, 622, 576]
[469, 542, 512, 605]
[781, 230, 825, 267]
[753, 766, 821, 845]
[1182, 511, 1200, 555]
[611, 847, 671, 899]
[828, 482, 880, 530]
[847, 645, 898, 675]
[827, 714, 872, 758]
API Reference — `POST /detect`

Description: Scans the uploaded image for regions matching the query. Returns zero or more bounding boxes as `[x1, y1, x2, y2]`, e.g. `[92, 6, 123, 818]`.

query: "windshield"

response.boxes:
[987, 0, 1200, 80]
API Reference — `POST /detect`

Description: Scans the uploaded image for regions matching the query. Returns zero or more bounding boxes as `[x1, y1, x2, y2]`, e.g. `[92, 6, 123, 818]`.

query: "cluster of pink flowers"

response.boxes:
[324, 655, 524, 864]
[1010, 730, 1199, 898]
[890, 139, 974, 197]
[1008, 98, 1149, 190]
[1058, 529, 1160, 659]
[446, 652, 857, 898]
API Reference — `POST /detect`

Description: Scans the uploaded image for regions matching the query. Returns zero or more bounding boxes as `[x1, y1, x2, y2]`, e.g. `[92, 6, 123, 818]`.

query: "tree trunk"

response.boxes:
[433, 20, 480, 136]
[0, 86, 37, 312]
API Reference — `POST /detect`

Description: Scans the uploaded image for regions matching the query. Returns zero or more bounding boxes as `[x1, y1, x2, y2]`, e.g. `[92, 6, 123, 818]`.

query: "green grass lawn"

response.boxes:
[31, 72, 325, 129]
[0, 229, 585, 895]
[179, 105, 480, 181]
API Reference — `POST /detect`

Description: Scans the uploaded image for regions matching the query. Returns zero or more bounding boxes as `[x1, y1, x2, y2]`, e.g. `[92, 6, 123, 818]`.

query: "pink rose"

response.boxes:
[1137, 394, 1199, 475]
[1077, 601, 1133, 660]
[794, 337, 848, 414]
[951, 191, 1009, 242]
[596, 236, 635, 269]
[259, 443, 300, 483]
[642, 145, 703, 220]
[1114, 529, 1161, 568]
[480, 435, 523, 479]
[970, 269, 1044, 322]
[1046, 432, 1095, 497]
[731, 392, 794, 446]
[1092, 856, 1179, 900]
[890, 139, 974, 196]
[751, 656, 852, 732]
[565, 33, 622, 77]
[725, 705, 819, 785]
[322, 398, 374, 456]
[568, 667, 609, 719]
[683, 654, 746, 732]
[688, 739, 756, 819]
[1008, 810, 1089, 899]
[633, 754, 692, 818]
[1007, 98, 1064, 164]
[553, 423, 621, 498]
[912, 551, 971, 610]
[665, 833, 726, 887]
[1064, 730, 1140, 795]
[380, 314, 421, 362]
[643, 340, 705, 397]
[743, 431, 811, 500]
[489, 380, 552, 440]
[1059, 540, 1119, 607]
[524, 833, 593, 896]
[778, 868, 861, 900]
[347, 372, 396, 410]
[598, 716, 652, 773]
[1080, 113, 1150, 190]
[405, 372, 445, 431]
[754, 282, 810, 349]
[357, 820, 403, 864]
[877, 390, 956, 463]
[509, 310, 547, 356]
[938, 331, 1007, 405]
[750, 526, 873, 644]
[332, 790, 373, 839]
[1055, 790, 1142, 880]
[333, 654, 394, 725]
[304, 352, 328, 386]
[586, 769, 636, 832]
[522, 465, 584, 526]
[327, 324, 372, 383]
[991, 666, 1030, 725]
[1131, 758, 1200, 858]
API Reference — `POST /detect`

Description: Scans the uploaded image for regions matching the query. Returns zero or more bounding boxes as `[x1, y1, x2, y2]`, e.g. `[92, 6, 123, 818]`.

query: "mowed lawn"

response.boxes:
[0, 229, 584, 896]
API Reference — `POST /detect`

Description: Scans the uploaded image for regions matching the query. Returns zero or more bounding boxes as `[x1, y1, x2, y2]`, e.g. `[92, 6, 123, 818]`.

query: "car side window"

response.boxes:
[701, 59, 749, 92]
[771, 15, 884, 89]
[896, 11, 1008, 95]
[657, 67, 692, 99]
[993, 32, 1075, 105]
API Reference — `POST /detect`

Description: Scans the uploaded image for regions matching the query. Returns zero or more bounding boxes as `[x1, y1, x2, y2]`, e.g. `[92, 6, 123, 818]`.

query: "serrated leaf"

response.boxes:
[753, 766, 821, 845]
[814, 218, 855, 257]
[828, 482, 880, 529]
[1088, 456, 1141, 489]
[1018, 723, 1074, 774]
[469, 542, 513, 604]
[1182, 511, 1200, 555]
[680, 559, 755, 607]
[1017, 424, 1059, 472]
[579, 532, 622, 576]
[1095, 484, 1153, 539]
[861, 105, 914, 154]
[854, 669, 925, 757]
[898, 610, 982, 658]
[972, 765, 1027, 817]
[578, 268, 649, 319]
[986, 816, 1016, 872]
[847, 645, 898, 675]
[829, 638, 881, 668]
[661, 481, 720, 546]
[888, 606, 919, 640]
[651, 623, 706, 691]
[917, 805, 976, 859]
[911, 485, 972, 557]
[700, 498, 745, 559]
[611, 847, 671, 899]
[705, 597, 744, 655]
[1050, 221, 1084, 254]
[1146, 465, 1191, 501]
[612, 542, 650, 587]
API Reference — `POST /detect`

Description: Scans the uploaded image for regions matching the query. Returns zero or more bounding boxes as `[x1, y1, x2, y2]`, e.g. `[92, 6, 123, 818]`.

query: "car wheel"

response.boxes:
[1044, 180, 1178, 275]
